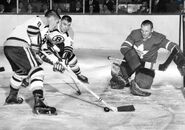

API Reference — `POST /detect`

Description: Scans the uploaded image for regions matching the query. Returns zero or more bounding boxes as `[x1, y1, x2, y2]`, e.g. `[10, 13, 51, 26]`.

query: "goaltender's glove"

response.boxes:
[53, 62, 65, 73]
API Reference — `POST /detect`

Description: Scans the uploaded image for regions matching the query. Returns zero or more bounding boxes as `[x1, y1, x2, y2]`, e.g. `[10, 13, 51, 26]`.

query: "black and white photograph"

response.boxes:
[0, 0, 185, 129]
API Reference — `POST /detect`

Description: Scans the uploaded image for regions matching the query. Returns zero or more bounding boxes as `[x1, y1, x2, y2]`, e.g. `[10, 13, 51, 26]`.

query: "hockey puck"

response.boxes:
[0, 67, 5, 72]
[76, 90, 81, 95]
[104, 107, 110, 112]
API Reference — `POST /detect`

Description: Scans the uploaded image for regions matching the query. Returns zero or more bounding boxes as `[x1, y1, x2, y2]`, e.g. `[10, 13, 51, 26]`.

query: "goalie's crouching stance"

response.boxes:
[110, 20, 185, 97]
[3, 10, 60, 115]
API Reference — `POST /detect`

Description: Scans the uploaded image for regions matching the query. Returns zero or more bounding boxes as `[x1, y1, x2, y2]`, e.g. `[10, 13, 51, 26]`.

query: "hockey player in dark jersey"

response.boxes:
[110, 20, 185, 96]
[3, 10, 63, 115]
[41, 15, 88, 83]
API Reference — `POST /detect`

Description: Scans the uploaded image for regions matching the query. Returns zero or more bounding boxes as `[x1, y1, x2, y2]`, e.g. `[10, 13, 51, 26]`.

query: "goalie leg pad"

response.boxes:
[110, 62, 129, 89]
[130, 80, 151, 97]
[173, 50, 185, 76]
[124, 48, 142, 74]
[177, 66, 185, 76]
[135, 68, 155, 89]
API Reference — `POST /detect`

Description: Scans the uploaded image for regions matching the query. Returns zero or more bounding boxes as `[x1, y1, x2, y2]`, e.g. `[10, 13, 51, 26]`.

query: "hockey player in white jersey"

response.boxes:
[41, 15, 88, 83]
[3, 10, 62, 115]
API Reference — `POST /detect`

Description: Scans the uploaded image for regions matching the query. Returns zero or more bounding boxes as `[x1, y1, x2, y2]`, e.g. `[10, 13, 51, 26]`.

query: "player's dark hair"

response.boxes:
[45, 10, 61, 19]
[141, 20, 153, 29]
[61, 15, 72, 23]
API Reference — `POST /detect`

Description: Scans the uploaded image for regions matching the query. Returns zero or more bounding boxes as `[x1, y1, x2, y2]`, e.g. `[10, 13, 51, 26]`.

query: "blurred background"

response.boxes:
[0, 0, 184, 14]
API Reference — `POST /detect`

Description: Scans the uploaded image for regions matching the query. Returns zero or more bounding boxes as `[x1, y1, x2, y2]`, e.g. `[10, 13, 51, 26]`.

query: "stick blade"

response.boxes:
[117, 105, 135, 112]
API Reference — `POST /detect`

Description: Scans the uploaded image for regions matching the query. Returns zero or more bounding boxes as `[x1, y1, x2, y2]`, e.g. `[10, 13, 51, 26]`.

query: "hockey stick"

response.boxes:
[108, 47, 178, 71]
[41, 50, 135, 112]
[107, 56, 125, 62]
[0, 67, 5, 72]
[158, 47, 178, 71]
[108, 56, 161, 71]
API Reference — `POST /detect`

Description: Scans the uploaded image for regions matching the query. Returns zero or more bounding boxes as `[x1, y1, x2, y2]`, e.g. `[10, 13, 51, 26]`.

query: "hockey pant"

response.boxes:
[4, 45, 44, 91]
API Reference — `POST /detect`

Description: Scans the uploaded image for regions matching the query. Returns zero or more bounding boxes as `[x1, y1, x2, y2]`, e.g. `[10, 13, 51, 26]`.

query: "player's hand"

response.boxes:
[158, 64, 166, 71]
[53, 62, 65, 73]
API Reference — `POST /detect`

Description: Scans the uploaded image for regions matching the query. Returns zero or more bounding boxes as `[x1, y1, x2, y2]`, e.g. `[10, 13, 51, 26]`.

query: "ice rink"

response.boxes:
[0, 48, 185, 130]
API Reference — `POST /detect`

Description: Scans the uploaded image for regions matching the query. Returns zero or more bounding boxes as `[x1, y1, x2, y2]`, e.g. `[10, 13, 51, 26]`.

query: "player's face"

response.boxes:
[141, 25, 153, 39]
[60, 20, 71, 32]
[47, 16, 59, 31]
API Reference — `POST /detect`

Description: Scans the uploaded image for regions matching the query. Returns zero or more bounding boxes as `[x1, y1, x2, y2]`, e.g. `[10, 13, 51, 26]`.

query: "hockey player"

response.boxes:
[41, 15, 88, 83]
[110, 20, 185, 96]
[3, 10, 63, 115]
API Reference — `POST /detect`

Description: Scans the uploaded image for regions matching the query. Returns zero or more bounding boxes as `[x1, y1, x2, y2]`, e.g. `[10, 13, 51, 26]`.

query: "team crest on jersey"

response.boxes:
[134, 44, 149, 59]
[52, 35, 64, 43]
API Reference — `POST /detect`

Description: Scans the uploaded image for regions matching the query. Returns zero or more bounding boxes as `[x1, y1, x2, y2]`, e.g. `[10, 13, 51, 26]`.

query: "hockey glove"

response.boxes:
[53, 62, 65, 73]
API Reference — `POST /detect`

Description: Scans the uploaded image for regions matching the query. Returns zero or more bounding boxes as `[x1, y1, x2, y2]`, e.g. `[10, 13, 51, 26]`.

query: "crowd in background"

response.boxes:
[0, 0, 184, 14]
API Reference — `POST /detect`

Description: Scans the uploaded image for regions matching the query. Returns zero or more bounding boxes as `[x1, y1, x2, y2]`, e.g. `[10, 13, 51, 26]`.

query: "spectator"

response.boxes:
[1, 0, 16, 12]
[56, 7, 62, 14]
[103, 4, 111, 14]
[18, 1, 26, 13]
[0, 4, 5, 13]
[40, 3, 49, 13]
[89, 0, 100, 14]
[75, 0, 83, 12]
[138, 1, 149, 14]
[27, 3, 33, 14]
[70, 0, 82, 13]
[103, 0, 115, 13]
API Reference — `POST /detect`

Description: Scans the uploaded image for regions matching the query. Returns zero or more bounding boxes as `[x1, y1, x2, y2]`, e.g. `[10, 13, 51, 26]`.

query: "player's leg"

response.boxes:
[23, 47, 57, 115]
[68, 53, 88, 83]
[4, 46, 29, 104]
[4, 45, 57, 114]
[28, 66, 57, 115]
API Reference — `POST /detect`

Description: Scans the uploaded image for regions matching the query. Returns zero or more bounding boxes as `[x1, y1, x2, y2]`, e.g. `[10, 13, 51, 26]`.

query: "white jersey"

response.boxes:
[41, 27, 73, 52]
[8, 16, 45, 45]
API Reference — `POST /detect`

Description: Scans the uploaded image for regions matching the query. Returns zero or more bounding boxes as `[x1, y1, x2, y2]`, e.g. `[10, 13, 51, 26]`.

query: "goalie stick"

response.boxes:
[107, 56, 174, 71]
[41, 48, 135, 112]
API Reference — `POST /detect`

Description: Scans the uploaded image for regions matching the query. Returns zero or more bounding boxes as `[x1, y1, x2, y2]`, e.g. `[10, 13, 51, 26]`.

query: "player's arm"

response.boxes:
[120, 30, 135, 55]
[159, 36, 185, 75]
[62, 35, 74, 65]
[27, 23, 42, 53]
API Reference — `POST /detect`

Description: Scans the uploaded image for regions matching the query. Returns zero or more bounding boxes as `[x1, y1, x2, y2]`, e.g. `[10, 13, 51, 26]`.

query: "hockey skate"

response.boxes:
[130, 80, 151, 97]
[33, 93, 57, 115]
[5, 86, 23, 104]
[77, 74, 88, 83]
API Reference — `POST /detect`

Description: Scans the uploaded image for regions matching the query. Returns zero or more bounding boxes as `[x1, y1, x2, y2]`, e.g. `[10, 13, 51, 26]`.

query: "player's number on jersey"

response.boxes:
[52, 35, 64, 43]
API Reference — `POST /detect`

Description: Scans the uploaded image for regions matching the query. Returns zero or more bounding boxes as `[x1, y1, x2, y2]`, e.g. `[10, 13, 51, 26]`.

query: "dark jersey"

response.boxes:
[120, 29, 178, 62]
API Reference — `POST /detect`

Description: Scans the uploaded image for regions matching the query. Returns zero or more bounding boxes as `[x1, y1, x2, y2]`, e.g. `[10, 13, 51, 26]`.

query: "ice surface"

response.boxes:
[0, 49, 184, 130]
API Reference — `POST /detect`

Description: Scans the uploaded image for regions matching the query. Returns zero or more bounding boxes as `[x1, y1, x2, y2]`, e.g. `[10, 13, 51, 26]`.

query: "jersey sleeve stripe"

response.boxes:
[165, 41, 171, 50]
[124, 41, 132, 46]
[27, 25, 40, 36]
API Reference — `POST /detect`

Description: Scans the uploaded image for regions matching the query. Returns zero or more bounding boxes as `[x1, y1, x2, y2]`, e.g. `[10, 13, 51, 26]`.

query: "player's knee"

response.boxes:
[135, 68, 155, 89]
[29, 67, 44, 91]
